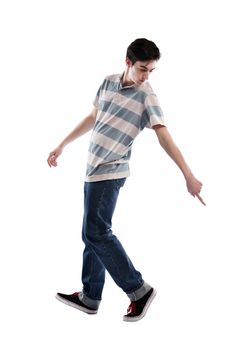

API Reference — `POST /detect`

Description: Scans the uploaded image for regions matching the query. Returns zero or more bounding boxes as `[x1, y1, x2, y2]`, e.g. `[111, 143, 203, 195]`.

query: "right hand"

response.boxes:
[47, 146, 63, 167]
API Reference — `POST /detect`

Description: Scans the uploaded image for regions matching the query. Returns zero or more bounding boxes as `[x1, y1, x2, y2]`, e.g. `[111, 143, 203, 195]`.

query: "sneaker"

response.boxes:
[56, 292, 98, 314]
[123, 288, 156, 322]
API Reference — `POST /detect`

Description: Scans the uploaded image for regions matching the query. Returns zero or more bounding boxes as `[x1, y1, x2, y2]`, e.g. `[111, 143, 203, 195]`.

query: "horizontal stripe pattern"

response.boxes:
[88, 142, 123, 162]
[94, 120, 134, 147]
[98, 100, 142, 128]
[87, 162, 129, 178]
[86, 73, 165, 182]
[90, 131, 130, 156]
[93, 112, 140, 140]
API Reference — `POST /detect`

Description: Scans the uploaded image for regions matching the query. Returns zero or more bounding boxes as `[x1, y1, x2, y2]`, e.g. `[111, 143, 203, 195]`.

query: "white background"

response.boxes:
[1, 0, 234, 349]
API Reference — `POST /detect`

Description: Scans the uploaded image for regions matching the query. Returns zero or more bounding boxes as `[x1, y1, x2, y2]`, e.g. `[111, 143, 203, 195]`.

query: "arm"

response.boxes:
[47, 107, 98, 167]
[154, 125, 205, 205]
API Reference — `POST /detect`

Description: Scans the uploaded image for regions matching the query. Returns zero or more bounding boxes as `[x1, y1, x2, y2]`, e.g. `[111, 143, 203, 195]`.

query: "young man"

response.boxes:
[47, 38, 205, 322]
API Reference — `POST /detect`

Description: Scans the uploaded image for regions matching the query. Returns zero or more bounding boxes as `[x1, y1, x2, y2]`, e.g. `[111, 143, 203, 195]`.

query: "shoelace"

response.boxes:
[127, 302, 137, 315]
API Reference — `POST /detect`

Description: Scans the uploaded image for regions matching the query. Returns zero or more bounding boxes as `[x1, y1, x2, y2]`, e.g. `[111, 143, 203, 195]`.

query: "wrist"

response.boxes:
[183, 170, 193, 181]
[59, 141, 66, 150]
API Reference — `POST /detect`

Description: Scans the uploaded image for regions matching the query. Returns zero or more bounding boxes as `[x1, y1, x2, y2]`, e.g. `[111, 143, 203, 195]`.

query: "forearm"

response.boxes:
[156, 127, 193, 180]
[59, 114, 95, 149]
[154, 126, 205, 205]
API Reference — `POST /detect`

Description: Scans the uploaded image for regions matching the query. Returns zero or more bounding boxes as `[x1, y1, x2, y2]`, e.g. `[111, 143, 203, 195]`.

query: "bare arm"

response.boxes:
[47, 107, 97, 167]
[154, 125, 205, 205]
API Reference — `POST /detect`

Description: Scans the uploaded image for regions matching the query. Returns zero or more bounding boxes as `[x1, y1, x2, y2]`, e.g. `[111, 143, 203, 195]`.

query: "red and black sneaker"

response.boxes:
[56, 292, 98, 314]
[123, 288, 156, 322]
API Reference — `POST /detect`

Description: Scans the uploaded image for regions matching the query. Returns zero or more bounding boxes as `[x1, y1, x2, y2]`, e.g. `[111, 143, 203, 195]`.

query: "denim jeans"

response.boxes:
[80, 178, 151, 309]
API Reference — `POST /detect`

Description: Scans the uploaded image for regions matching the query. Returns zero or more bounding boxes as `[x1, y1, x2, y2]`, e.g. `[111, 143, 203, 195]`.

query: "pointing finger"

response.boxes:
[196, 193, 206, 206]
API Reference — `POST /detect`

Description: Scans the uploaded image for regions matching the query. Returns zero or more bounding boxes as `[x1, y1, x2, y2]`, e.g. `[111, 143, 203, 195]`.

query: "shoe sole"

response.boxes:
[55, 294, 98, 314]
[123, 289, 157, 322]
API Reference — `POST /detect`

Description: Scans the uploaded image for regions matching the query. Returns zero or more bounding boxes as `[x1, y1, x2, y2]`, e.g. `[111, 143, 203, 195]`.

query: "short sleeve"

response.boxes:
[93, 78, 108, 109]
[93, 84, 102, 108]
[143, 93, 166, 129]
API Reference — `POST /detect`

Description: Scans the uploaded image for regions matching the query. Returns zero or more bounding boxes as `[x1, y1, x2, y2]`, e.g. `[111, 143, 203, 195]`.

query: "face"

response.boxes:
[126, 58, 156, 85]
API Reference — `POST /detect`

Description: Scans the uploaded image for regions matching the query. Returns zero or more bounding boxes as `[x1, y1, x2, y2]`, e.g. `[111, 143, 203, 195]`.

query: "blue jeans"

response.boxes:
[80, 178, 151, 309]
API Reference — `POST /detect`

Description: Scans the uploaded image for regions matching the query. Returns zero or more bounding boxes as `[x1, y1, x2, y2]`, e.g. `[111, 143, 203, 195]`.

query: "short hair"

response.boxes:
[126, 38, 161, 64]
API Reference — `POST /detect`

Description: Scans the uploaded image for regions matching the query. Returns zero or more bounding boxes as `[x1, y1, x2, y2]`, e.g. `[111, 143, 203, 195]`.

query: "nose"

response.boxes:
[142, 71, 149, 81]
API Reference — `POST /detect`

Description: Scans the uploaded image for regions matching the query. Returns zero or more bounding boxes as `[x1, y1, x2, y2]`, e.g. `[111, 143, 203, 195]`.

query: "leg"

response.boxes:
[56, 178, 154, 319]
[82, 178, 148, 302]
[81, 246, 105, 300]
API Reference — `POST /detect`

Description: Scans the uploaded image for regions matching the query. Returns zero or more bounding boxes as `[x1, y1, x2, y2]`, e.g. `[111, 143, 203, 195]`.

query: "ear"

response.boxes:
[126, 57, 133, 67]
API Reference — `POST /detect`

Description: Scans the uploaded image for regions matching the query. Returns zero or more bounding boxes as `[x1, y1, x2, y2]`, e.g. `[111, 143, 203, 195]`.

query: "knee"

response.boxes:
[83, 225, 112, 245]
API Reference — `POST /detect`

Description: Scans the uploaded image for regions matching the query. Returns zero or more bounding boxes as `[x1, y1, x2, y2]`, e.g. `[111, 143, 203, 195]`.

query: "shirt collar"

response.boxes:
[117, 72, 138, 90]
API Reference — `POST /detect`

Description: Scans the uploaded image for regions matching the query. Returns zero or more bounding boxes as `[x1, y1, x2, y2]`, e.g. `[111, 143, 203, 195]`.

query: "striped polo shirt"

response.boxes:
[85, 73, 166, 182]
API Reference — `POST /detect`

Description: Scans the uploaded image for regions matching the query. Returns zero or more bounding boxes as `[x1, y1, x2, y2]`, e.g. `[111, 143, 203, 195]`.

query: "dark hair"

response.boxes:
[126, 38, 161, 64]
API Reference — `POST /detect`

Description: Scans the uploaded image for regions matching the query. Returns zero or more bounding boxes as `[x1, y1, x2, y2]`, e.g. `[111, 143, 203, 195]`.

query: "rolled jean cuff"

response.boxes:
[78, 291, 101, 309]
[127, 281, 152, 301]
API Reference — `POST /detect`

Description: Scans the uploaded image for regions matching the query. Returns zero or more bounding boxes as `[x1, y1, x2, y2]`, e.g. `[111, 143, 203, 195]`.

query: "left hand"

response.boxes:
[186, 175, 206, 206]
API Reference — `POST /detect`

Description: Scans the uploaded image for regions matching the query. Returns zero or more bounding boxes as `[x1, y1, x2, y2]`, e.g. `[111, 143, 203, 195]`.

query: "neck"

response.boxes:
[121, 68, 134, 87]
